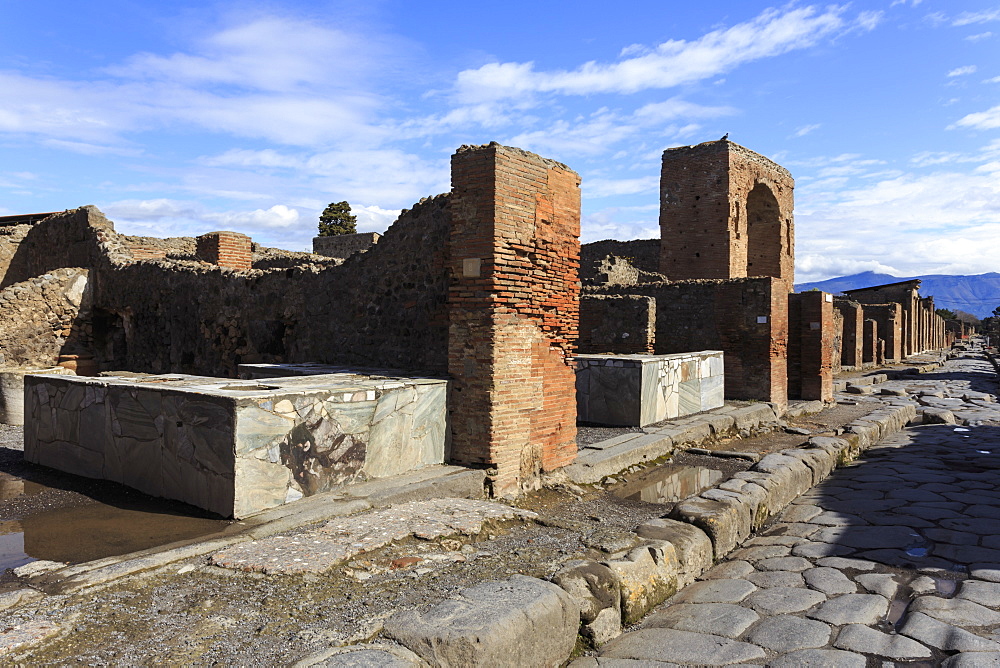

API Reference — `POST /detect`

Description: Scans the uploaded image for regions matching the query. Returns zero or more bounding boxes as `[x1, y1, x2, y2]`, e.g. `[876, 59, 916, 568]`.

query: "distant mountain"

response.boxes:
[795, 271, 1000, 319]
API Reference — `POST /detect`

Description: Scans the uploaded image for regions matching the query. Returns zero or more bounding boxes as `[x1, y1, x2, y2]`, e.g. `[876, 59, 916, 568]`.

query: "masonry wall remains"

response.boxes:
[658, 139, 795, 287]
[447, 143, 581, 495]
[578, 295, 655, 354]
[588, 277, 787, 408]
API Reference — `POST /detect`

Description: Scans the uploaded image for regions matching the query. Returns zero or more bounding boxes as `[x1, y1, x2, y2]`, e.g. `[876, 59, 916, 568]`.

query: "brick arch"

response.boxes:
[745, 182, 783, 279]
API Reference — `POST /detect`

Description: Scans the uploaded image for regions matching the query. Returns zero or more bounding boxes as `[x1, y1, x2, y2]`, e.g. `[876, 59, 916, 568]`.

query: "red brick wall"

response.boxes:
[448, 143, 580, 496]
[196, 231, 252, 271]
[659, 139, 795, 288]
[126, 241, 167, 261]
[789, 291, 833, 402]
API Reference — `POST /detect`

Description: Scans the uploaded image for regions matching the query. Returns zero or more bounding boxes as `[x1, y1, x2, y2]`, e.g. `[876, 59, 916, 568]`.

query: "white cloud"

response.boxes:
[796, 256, 901, 284]
[985, 76, 1000, 83]
[966, 32, 993, 41]
[948, 65, 978, 77]
[952, 104, 1000, 130]
[454, 6, 858, 103]
[793, 123, 822, 137]
[499, 98, 734, 158]
[795, 147, 1000, 281]
[0, 15, 397, 148]
[953, 9, 1000, 26]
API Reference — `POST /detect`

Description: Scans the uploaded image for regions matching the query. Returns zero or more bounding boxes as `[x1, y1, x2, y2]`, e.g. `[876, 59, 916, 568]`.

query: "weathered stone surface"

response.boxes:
[942, 653, 1000, 667]
[833, 624, 931, 660]
[745, 586, 826, 615]
[599, 628, 766, 664]
[923, 408, 956, 424]
[958, 580, 1000, 607]
[675, 578, 756, 604]
[900, 612, 1000, 652]
[745, 614, 831, 652]
[747, 570, 805, 588]
[552, 560, 621, 624]
[643, 603, 759, 639]
[383, 575, 580, 668]
[755, 556, 812, 572]
[634, 518, 712, 587]
[293, 643, 428, 667]
[808, 594, 888, 625]
[604, 543, 679, 624]
[909, 596, 1000, 627]
[767, 648, 866, 667]
[583, 606, 623, 647]
[0, 620, 64, 657]
[803, 567, 857, 595]
[854, 573, 899, 599]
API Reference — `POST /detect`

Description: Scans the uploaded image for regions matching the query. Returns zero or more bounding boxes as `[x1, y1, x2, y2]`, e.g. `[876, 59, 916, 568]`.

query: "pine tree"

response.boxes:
[317, 201, 358, 236]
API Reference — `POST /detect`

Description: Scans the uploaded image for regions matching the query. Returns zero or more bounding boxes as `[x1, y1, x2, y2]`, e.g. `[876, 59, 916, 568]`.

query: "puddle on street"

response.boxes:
[0, 470, 231, 573]
[612, 464, 723, 504]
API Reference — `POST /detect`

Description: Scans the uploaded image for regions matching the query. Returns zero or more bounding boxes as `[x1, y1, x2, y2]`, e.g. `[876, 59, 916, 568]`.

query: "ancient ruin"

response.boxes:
[4, 137, 988, 667]
[0, 138, 959, 515]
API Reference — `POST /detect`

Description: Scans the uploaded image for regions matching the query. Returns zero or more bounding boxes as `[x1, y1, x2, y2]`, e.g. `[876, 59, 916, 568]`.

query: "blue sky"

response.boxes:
[1, 1, 998, 282]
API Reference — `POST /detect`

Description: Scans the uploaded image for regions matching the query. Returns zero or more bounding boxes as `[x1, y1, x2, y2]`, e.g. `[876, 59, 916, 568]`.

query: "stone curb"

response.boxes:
[539, 398, 917, 659]
[564, 402, 794, 485]
[10, 467, 485, 599]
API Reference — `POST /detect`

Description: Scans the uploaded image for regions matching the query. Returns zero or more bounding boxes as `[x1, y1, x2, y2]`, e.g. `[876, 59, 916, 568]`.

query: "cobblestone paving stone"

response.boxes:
[579, 348, 1000, 666]
[210, 498, 537, 574]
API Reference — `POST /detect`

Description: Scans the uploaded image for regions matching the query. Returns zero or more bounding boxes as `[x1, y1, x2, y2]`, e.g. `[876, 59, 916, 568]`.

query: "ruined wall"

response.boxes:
[832, 307, 843, 374]
[0, 202, 452, 378]
[845, 282, 919, 356]
[788, 292, 834, 402]
[863, 303, 903, 363]
[0, 268, 92, 367]
[658, 140, 795, 287]
[448, 143, 580, 495]
[580, 239, 660, 283]
[0, 223, 33, 289]
[835, 298, 864, 369]
[579, 294, 655, 354]
[589, 277, 788, 407]
[313, 232, 381, 259]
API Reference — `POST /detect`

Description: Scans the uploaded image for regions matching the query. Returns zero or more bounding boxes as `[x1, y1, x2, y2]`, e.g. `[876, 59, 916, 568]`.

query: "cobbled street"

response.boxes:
[576, 351, 1000, 667]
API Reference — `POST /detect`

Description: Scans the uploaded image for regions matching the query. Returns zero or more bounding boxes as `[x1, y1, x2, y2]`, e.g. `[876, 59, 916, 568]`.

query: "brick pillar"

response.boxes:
[835, 299, 863, 369]
[196, 231, 252, 271]
[863, 318, 878, 367]
[448, 143, 580, 496]
[789, 291, 833, 402]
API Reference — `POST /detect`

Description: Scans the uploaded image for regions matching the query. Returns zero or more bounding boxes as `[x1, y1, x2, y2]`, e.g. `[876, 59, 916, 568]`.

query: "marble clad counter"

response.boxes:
[24, 370, 448, 518]
[575, 351, 724, 427]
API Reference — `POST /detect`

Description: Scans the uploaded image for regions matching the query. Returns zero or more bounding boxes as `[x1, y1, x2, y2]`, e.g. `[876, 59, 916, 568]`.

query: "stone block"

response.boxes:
[383, 575, 580, 667]
[603, 542, 680, 625]
[23, 370, 448, 518]
[634, 518, 713, 586]
[576, 351, 724, 427]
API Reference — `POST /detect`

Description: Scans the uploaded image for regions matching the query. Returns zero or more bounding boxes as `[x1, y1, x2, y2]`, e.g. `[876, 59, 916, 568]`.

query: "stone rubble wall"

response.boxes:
[0, 201, 452, 378]
[312, 232, 381, 259]
[579, 294, 656, 354]
[580, 239, 661, 284]
[0, 268, 93, 368]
